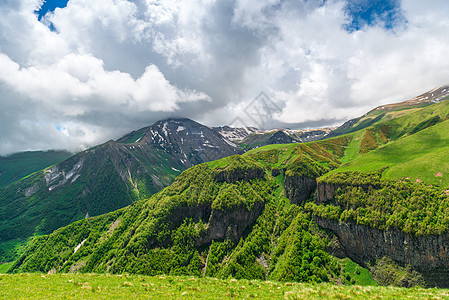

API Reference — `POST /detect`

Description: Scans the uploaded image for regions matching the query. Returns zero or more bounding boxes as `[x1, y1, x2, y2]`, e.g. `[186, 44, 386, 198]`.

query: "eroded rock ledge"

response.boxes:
[284, 174, 316, 205]
[213, 167, 265, 184]
[313, 180, 449, 288]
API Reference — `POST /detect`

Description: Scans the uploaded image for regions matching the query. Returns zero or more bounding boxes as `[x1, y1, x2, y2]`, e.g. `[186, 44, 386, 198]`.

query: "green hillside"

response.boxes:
[237, 130, 297, 150]
[0, 141, 180, 263]
[330, 99, 449, 186]
[328, 86, 449, 137]
[11, 139, 366, 285]
[12, 99, 449, 286]
[335, 120, 449, 185]
[0, 118, 242, 263]
[0, 150, 72, 188]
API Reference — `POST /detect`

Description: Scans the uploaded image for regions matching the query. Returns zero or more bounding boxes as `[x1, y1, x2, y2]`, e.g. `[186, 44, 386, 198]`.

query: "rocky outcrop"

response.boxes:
[43, 158, 84, 191]
[315, 216, 449, 287]
[170, 202, 265, 246]
[284, 175, 316, 205]
[24, 183, 39, 197]
[314, 181, 340, 204]
[198, 202, 265, 245]
[214, 167, 265, 184]
[267, 131, 295, 144]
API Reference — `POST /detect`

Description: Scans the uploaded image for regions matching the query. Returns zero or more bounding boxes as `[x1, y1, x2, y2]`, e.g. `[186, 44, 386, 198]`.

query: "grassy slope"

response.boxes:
[334, 112, 449, 187]
[237, 132, 276, 150]
[9, 119, 449, 288]
[0, 150, 72, 188]
[1, 273, 448, 299]
[330, 92, 449, 137]
[351, 104, 430, 130]
[340, 258, 378, 286]
[299, 101, 449, 238]
[0, 262, 12, 273]
[241, 98, 449, 180]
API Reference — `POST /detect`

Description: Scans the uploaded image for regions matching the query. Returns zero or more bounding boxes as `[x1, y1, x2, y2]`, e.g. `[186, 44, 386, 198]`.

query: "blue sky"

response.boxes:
[343, 0, 405, 32]
[36, 0, 406, 32]
[0, 0, 448, 154]
[36, 0, 69, 20]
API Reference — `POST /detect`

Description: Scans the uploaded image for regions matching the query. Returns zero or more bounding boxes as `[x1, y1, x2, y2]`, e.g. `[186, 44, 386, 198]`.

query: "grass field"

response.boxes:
[1, 273, 448, 299]
[340, 258, 378, 287]
[334, 119, 449, 187]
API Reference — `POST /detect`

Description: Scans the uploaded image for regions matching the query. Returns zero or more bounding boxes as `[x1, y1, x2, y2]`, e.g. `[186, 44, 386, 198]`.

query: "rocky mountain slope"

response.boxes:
[0, 117, 332, 263]
[10, 140, 353, 284]
[0, 118, 240, 262]
[118, 118, 241, 165]
[227, 128, 334, 151]
[212, 125, 258, 142]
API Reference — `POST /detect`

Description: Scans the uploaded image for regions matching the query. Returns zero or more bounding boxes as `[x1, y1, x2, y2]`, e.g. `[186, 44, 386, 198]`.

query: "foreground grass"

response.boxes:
[1, 274, 449, 299]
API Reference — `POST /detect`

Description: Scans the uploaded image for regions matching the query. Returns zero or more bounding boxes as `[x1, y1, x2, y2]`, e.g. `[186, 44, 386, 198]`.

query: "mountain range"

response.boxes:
[0, 118, 241, 261]
[4, 85, 449, 288]
[0, 117, 331, 262]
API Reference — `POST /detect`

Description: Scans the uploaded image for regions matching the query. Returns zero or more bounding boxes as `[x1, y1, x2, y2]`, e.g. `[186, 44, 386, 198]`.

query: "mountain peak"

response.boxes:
[371, 85, 449, 113]
[153, 117, 198, 126]
[213, 125, 258, 142]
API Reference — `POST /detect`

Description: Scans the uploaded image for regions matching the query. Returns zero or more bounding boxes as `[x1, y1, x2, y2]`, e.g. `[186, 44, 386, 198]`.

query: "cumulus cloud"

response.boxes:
[228, 0, 449, 127]
[0, 0, 448, 154]
[0, 50, 209, 154]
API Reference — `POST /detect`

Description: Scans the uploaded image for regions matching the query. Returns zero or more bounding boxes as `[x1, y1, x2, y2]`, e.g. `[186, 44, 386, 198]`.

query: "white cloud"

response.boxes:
[0, 52, 206, 112]
[0, 0, 448, 154]
[237, 0, 449, 126]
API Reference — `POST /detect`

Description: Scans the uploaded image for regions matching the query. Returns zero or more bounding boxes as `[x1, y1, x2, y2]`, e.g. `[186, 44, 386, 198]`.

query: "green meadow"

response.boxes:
[1, 273, 448, 299]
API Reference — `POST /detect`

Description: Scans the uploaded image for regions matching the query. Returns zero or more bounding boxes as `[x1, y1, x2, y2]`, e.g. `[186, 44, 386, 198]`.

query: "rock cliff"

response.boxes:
[198, 202, 265, 245]
[214, 166, 265, 184]
[314, 181, 339, 204]
[284, 174, 316, 205]
[163, 201, 265, 247]
[314, 216, 449, 287]
[314, 180, 449, 288]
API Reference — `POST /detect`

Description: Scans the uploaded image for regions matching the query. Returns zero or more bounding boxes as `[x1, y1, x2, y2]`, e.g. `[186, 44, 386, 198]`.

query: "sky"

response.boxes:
[0, 0, 448, 155]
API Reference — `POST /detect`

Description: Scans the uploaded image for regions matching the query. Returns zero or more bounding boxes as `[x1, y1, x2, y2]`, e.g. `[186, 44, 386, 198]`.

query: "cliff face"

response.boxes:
[314, 181, 339, 204]
[284, 175, 316, 205]
[198, 202, 265, 245]
[314, 181, 449, 288]
[214, 167, 265, 184]
[314, 216, 449, 287]
[169, 201, 264, 246]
